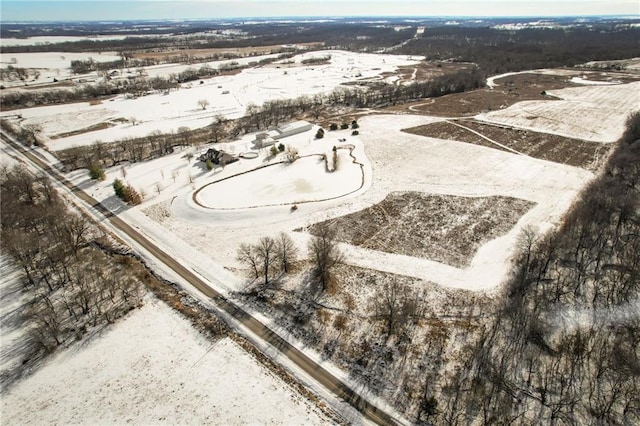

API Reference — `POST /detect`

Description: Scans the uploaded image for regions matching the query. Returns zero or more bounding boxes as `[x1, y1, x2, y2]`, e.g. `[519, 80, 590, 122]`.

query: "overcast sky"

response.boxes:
[2, 0, 638, 22]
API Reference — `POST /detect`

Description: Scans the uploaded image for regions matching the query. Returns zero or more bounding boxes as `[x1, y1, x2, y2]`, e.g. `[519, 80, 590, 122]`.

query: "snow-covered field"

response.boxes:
[0, 297, 332, 425]
[2, 50, 422, 150]
[0, 51, 121, 69]
[0, 51, 122, 87]
[477, 81, 640, 142]
[0, 35, 154, 47]
[67, 111, 592, 292]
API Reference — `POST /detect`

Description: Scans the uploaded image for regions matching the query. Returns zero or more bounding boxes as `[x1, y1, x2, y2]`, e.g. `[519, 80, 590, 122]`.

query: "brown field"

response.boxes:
[381, 61, 477, 86]
[403, 120, 610, 169]
[307, 192, 535, 268]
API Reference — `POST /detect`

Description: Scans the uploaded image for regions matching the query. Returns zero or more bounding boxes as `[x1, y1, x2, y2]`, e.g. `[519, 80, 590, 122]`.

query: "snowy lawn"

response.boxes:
[195, 149, 363, 209]
[0, 297, 332, 425]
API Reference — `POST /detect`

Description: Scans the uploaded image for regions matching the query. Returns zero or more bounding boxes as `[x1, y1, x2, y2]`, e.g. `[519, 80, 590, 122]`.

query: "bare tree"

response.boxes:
[198, 99, 210, 110]
[308, 223, 343, 291]
[276, 232, 298, 274]
[237, 243, 260, 279]
[177, 126, 191, 146]
[210, 114, 227, 143]
[372, 282, 420, 337]
[256, 236, 276, 285]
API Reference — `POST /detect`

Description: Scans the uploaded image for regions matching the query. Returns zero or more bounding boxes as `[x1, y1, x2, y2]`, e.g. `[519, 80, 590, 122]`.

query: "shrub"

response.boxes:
[278, 143, 285, 152]
[113, 178, 125, 198]
[329, 123, 338, 131]
[351, 130, 359, 136]
[270, 145, 279, 157]
[341, 123, 349, 129]
[113, 179, 141, 205]
[351, 120, 359, 129]
[315, 128, 325, 139]
[205, 159, 214, 170]
[122, 185, 142, 205]
[88, 163, 106, 181]
[285, 146, 299, 163]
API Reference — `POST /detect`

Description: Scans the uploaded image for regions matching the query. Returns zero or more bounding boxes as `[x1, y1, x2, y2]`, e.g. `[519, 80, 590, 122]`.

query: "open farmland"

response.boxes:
[0, 297, 334, 425]
[70, 111, 594, 292]
[391, 69, 640, 117]
[404, 120, 609, 169]
[1, 50, 424, 151]
[307, 192, 535, 268]
[2, 15, 639, 424]
[476, 81, 640, 142]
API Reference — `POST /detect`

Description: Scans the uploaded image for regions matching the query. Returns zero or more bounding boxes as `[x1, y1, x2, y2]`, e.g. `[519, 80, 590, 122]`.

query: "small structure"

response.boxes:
[253, 120, 312, 148]
[199, 148, 238, 165]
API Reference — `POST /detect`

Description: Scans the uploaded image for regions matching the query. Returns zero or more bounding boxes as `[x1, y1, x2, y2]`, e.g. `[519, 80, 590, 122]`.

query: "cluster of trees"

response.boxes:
[237, 224, 343, 293]
[399, 26, 640, 75]
[1, 166, 143, 353]
[301, 55, 332, 65]
[1, 81, 122, 110]
[70, 57, 155, 74]
[237, 233, 298, 286]
[112, 178, 142, 205]
[0, 65, 40, 82]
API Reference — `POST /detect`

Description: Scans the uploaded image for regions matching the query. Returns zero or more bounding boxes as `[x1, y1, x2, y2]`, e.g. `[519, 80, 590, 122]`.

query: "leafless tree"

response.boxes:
[276, 232, 298, 274]
[177, 126, 191, 146]
[308, 223, 343, 291]
[198, 99, 210, 110]
[256, 236, 276, 285]
[237, 243, 260, 280]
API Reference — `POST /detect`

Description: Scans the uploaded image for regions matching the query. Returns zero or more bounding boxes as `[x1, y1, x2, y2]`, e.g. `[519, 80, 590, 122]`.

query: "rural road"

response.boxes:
[1, 132, 403, 426]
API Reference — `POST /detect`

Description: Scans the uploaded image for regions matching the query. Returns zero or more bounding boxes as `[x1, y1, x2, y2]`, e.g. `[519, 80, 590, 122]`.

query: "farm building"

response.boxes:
[254, 120, 312, 148]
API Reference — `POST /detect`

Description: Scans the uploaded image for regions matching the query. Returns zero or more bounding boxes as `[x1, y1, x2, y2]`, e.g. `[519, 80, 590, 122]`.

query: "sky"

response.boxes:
[1, 0, 638, 22]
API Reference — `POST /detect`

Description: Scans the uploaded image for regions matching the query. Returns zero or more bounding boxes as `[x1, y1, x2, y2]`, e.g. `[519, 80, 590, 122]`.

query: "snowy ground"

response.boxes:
[0, 35, 159, 47]
[478, 80, 640, 143]
[0, 297, 332, 425]
[1, 50, 422, 150]
[0, 51, 122, 88]
[66, 111, 593, 292]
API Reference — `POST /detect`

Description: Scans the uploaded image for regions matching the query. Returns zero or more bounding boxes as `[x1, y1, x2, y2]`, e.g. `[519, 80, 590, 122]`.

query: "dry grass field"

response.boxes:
[306, 192, 535, 268]
[404, 120, 609, 169]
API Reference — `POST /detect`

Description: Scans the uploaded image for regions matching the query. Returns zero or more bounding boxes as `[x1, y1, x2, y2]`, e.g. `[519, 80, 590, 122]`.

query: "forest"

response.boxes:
[0, 166, 143, 386]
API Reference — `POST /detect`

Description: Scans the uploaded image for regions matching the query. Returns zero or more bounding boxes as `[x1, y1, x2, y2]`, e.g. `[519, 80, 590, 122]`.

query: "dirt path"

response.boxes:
[1, 132, 404, 426]
[447, 120, 526, 156]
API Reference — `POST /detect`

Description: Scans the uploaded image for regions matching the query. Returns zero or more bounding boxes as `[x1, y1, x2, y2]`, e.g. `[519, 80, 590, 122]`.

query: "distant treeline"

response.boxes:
[1, 23, 415, 54]
[398, 26, 640, 75]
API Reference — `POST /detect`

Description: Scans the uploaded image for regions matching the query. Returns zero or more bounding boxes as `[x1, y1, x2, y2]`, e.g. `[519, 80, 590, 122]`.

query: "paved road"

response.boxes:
[1, 133, 402, 426]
